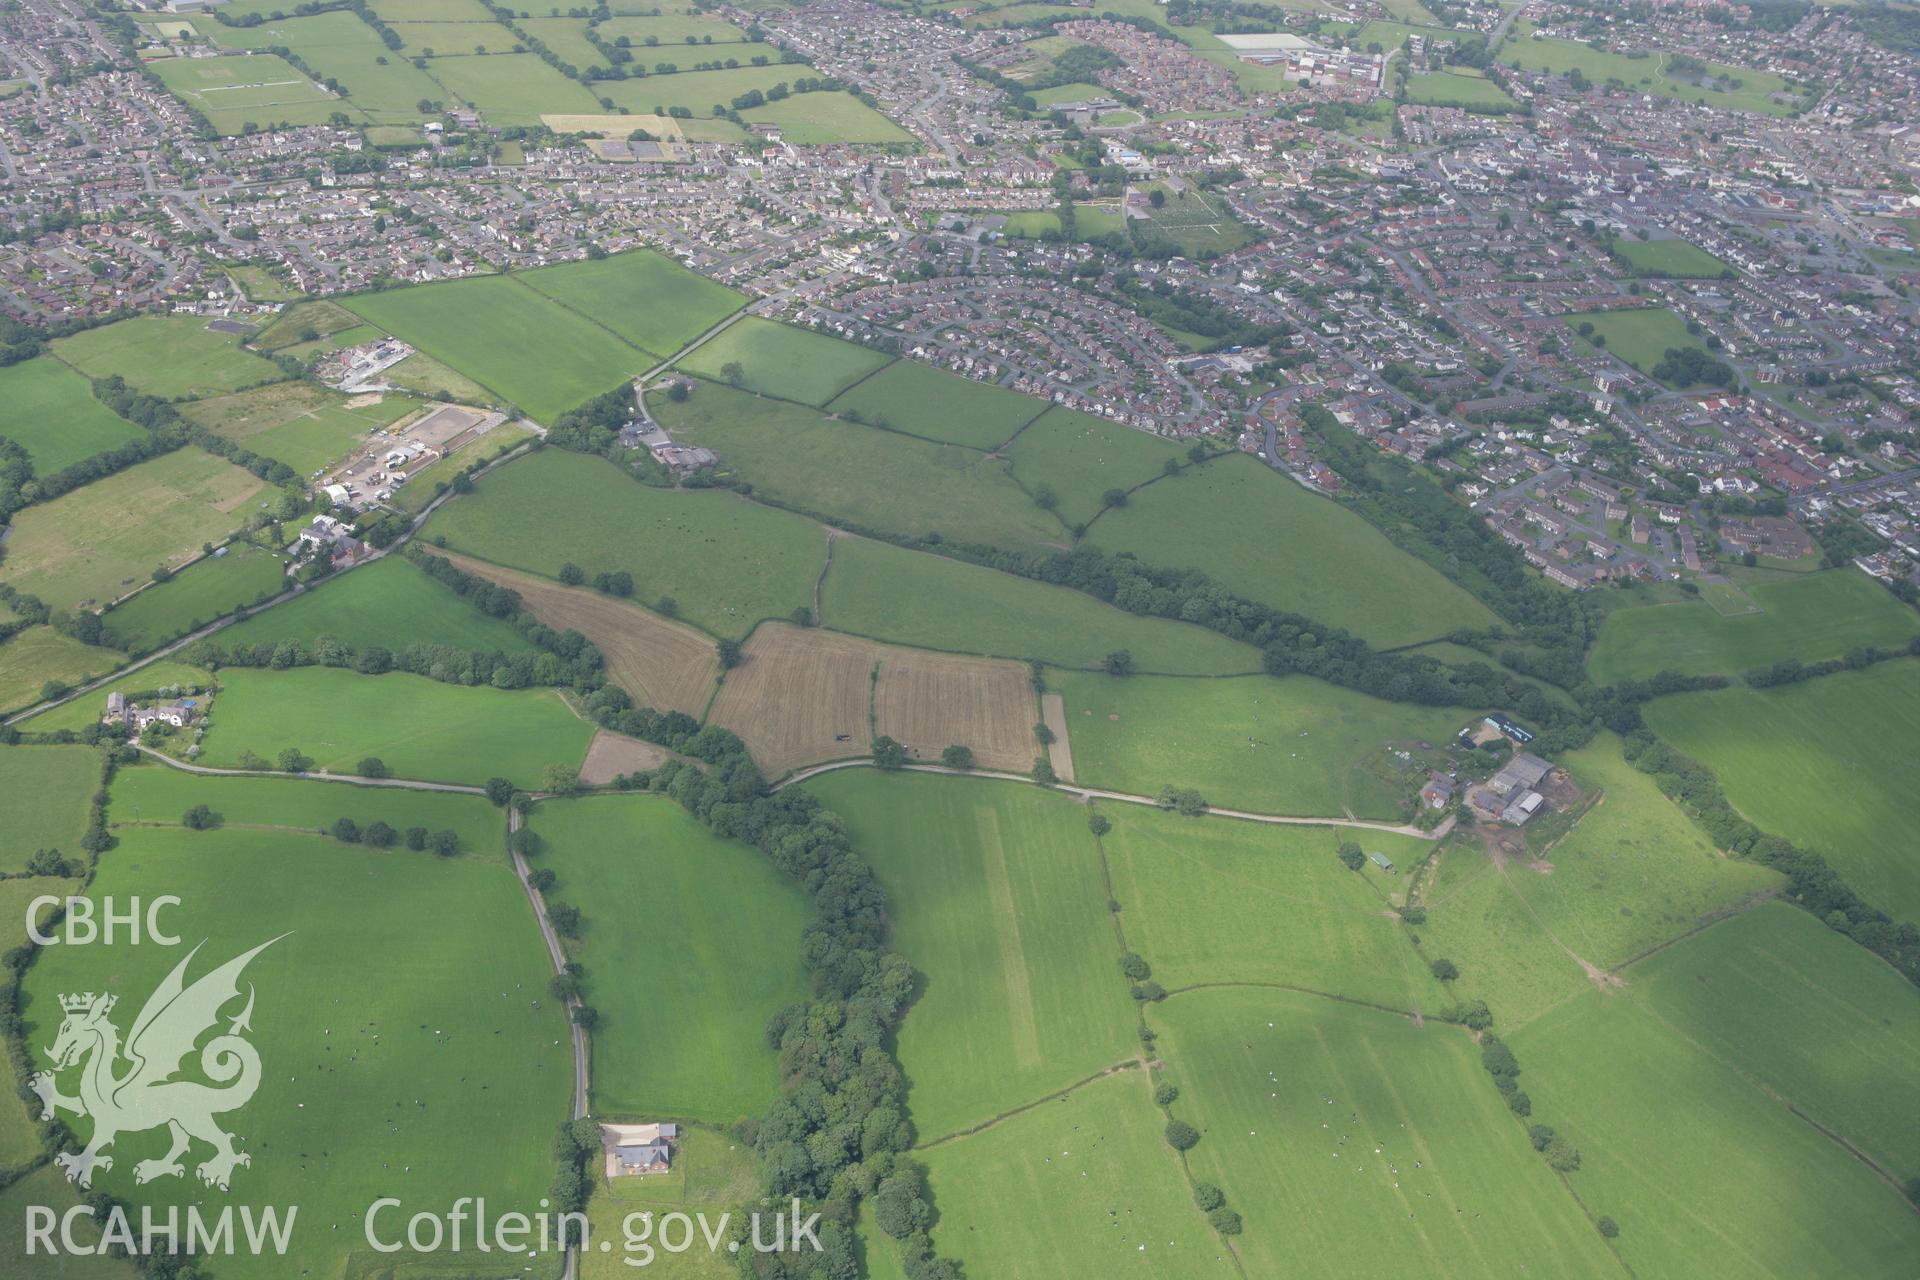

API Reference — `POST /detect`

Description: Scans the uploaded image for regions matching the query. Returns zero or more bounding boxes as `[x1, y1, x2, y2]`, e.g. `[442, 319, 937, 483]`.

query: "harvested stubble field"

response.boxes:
[872, 650, 1036, 771]
[708, 623, 1036, 776]
[436, 551, 719, 716]
[576, 729, 677, 785]
[707, 624, 877, 774]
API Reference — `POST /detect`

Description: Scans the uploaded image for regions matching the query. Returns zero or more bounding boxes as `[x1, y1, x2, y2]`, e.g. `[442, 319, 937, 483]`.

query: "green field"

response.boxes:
[581, 1126, 760, 1279]
[1514, 967, 1920, 1278]
[23, 823, 571, 1280]
[519, 250, 745, 359]
[1629, 901, 1920, 1179]
[907, 1072, 1234, 1279]
[0, 743, 98, 873]
[596, 12, 753, 44]
[109, 761, 507, 856]
[150, 51, 346, 133]
[51, 315, 283, 400]
[420, 51, 602, 124]
[818, 534, 1260, 674]
[0, 355, 142, 473]
[1100, 803, 1445, 1009]
[1586, 570, 1920, 683]
[198, 666, 594, 787]
[675, 316, 891, 406]
[1002, 404, 1186, 527]
[181, 380, 424, 478]
[12, 661, 212, 735]
[420, 448, 825, 637]
[1643, 659, 1920, 918]
[657, 381, 1065, 550]
[0, 1166, 137, 1278]
[823, 359, 1044, 449]
[737, 90, 913, 144]
[99, 543, 288, 653]
[1088, 454, 1501, 647]
[214, 555, 540, 655]
[1405, 69, 1515, 109]
[1055, 670, 1466, 820]
[0, 447, 268, 612]
[0, 626, 126, 714]
[1574, 307, 1716, 381]
[531, 796, 810, 1123]
[1130, 183, 1259, 256]
[1501, 28, 1805, 116]
[187, 9, 442, 121]
[804, 772, 1139, 1140]
[1152, 988, 1626, 1279]
[346, 273, 655, 421]
[1614, 236, 1735, 278]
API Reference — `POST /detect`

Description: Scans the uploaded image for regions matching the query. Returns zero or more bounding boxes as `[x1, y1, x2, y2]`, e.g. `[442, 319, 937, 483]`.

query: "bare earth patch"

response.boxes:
[435, 551, 719, 716]
[578, 729, 675, 785]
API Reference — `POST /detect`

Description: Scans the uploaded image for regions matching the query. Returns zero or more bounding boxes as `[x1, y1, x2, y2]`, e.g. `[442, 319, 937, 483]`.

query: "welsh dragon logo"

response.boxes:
[30, 937, 285, 1192]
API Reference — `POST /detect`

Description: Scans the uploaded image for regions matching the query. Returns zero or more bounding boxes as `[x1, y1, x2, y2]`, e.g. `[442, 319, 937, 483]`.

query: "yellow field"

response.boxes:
[577, 728, 677, 784]
[438, 551, 719, 716]
[709, 623, 1037, 776]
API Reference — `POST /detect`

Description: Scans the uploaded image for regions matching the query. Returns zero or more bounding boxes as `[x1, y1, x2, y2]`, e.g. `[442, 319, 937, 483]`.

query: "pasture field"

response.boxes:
[1501, 28, 1803, 116]
[531, 795, 810, 1122]
[911, 1072, 1232, 1279]
[1642, 659, 1920, 919]
[871, 645, 1037, 771]
[386, 20, 507, 54]
[346, 274, 653, 421]
[1586, 569, 1920, 683]
[23, 824, 572, 1280]
[0, 744, 97, 873]
[596, 12, 753, 43]
[1513, 976, 1920, 1280]
[675, 316, 891, 406]
[0, 880, 59, 1169]
[1088, 454, 1502, 647]
[374, 349, 496, 405]
[803, 772, 1140, 1139]
[817, 533, 1261, 674]
[109, 762, 506, 856]
[738, 91, 914, 144]
[434, 551, 719, 715]
[417, 52, 602, 123]
[519, 250, 746, 358]
[0, 447, 267, 611]
[0, 626, 126, 714]
[181, 380, 423, 477]
[1574, 306, 1716, 380]
[187, 9, 442, 120]
[1029, 79, 1108, 105]
[197, 667, 594, 787]
[0, 355, 142, 472]
[367, 0, 497, 19]
[822, 359, 1044, 448]
[99, 542, 289, 652]
[1151, 988, 1626, 1280]
[1003, 404, 1186, 527]
[596, 66, 843, 119]
[1613, 236, 1735, 278]
[707, 624, 875, 773]
[1492, 735, 1779, 974]
[420, 449, 825, 637]
[1405, 69, 1515, 108]
[1053, 670, 1465, 819]
[214, 554, 540, 655]
[12, 661, 212, 735]
[51, 314, 282, 399]
[1099, 804, 1445, 1009]
[1629, 901, 1920, 1178]
[0, 1166, 136, 1277]
[658, 381, 1064, 549]
[516, 18, 610, 70]
[1409, 835, 1599, 1030]
[581, 1128, 760, 1280]
[150, 52, 344, 133]
[252, 298, 367, 351]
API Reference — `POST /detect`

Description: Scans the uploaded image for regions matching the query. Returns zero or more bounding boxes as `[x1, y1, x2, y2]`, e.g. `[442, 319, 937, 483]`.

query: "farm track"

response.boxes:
[777, 758, 1453, 839]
